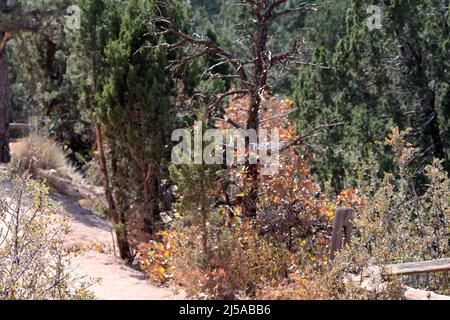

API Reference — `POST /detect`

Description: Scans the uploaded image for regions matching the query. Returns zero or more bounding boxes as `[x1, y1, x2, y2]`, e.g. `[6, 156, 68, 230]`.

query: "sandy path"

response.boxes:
[1, 164, 184, 300]
[50, 192, 185, 300]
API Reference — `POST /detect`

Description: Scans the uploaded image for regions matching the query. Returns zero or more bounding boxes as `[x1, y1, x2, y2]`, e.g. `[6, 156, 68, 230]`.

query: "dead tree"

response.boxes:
[155, 0, 320, 218]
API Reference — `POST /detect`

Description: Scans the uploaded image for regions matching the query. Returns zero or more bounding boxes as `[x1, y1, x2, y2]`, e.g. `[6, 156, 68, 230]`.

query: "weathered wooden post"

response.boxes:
[329, 208, 354, 261]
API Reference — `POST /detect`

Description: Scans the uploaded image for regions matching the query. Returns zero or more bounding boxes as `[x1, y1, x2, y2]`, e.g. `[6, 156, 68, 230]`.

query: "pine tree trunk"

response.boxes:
[92, 43, 133, 260]
[94, 121, 132, 260]
[199, 163, 209, 267]
[115, 226, 133, 261]
[0, 38, 11, 163]
[110, 145, 133, 261]
[95, 123, 133, 261]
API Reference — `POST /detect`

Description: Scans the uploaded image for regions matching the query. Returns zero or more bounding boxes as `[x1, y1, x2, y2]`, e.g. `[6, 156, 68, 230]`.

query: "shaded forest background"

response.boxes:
[5, 0, 450, 188]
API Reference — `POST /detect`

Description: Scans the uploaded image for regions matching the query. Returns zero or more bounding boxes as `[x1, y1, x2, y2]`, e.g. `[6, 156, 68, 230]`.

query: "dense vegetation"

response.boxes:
[0, 0, 449, 300]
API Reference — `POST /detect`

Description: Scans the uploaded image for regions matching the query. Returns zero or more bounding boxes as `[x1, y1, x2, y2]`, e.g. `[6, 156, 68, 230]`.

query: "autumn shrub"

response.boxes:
[168, 216, 299, 299]
[0, 173, 94, 300]
[137, 95, 449, 300]
[138, 152, 302, 298]
[216, 97, 336, 259]
[286, 127, 450, 299]
[139, 98, 339, 299]
[134, 98, 338, 299]
[137, 231, 178, 284]
[333, 128, 450, 295]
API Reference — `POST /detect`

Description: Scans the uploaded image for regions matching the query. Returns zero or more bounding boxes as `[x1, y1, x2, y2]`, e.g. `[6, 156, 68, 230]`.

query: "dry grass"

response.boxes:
[10, 134, 83, 185]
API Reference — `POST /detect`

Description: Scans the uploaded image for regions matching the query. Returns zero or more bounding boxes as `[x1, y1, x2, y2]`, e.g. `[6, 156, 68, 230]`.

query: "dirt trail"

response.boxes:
[0, 165, 184, 300]
[51, 192, 185, 300]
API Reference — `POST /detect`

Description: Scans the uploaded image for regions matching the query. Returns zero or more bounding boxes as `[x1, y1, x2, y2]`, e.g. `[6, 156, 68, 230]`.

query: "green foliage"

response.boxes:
[4, 0, 450, 300]
[293, 0, 450, 190]
[168, 112, 219, 268]
[68, 0, 122, 116]
[9, 0, 94, 167]
[96, 0, 194, 241]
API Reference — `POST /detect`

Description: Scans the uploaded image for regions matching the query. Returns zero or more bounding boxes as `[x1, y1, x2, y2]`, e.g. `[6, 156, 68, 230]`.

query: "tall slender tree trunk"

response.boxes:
[199, 162, 209, 267]
[0, 36, 11, 163]
[109, 143, 133, 261]
[95, 122, 132, 260]
[93, 50, 132, 260]
[242, 20, 270, 219]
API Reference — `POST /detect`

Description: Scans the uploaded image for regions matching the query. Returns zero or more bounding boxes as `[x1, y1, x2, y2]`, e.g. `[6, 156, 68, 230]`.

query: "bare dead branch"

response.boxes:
[268, 2, 321, 24]
[269, 36, 308, 67]
[0, 32, 11, 52]
[280, 122, 344, 153]
[264, 0, 289, 19]
[206, 89, 250, 112]
[260, 109, 296, 124]
[155, 17, 249, 84]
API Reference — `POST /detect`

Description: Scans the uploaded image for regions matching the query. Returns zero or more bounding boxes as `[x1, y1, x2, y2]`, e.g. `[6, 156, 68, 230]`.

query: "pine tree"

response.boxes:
[68, 0, 131, 258]
[293, 0, 450, 190]
[169, 112, 219, 267]
[96, 0, 192, 259]
[157, 0, 319, 218]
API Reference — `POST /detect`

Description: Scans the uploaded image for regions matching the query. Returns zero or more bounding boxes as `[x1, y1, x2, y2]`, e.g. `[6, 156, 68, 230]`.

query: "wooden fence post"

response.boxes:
[329, 208, 354, 261]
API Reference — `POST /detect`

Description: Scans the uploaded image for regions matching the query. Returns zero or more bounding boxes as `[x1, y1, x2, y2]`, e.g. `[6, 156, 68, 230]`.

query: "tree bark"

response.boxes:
[0, 34, 11, 163]
[95, 122, 133, 261]
[142, 162, 160, 235]
[110, 144, 133, 261]
[242, 13, 271, 219]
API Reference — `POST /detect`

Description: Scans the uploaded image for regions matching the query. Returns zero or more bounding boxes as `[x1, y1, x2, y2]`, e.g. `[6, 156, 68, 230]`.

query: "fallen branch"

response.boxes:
[383, 258, 450, 276]
[403, 286, 450, 300]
